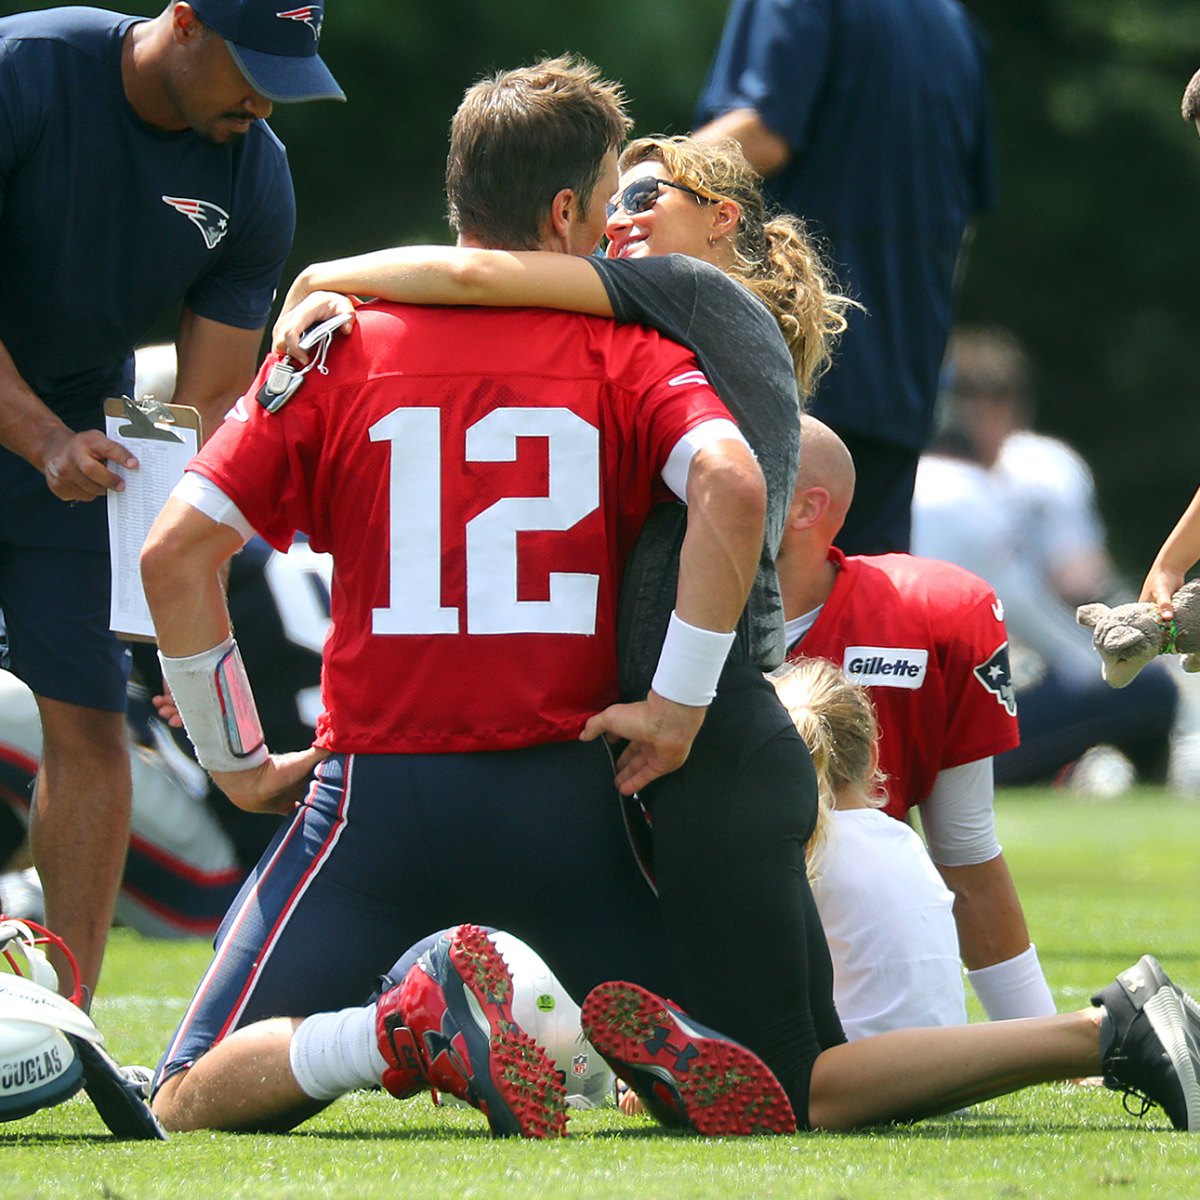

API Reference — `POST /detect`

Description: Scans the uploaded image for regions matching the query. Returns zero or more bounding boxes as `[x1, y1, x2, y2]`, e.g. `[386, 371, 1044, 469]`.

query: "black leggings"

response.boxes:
[644, 662, 846, 1127]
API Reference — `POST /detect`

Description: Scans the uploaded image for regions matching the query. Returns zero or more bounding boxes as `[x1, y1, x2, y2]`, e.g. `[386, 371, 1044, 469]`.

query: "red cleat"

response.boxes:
[583, 980, 796, 1136]
[397, 924, 568, 1138]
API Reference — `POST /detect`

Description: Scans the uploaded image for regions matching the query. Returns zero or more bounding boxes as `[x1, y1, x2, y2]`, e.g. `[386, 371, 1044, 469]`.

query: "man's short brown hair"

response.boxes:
[446, 55, 630, 249]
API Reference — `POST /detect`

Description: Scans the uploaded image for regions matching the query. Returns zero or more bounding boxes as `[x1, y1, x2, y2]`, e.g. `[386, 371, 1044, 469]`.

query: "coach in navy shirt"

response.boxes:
[695, 0, 995, 555]
[0, 0, 342, 998]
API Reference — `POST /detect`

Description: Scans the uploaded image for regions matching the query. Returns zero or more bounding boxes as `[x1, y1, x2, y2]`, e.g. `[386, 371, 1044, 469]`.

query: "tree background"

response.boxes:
[12, 0, 1200, 582]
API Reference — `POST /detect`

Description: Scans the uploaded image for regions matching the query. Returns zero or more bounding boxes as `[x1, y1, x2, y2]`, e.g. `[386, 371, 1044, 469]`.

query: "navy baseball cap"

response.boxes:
[189, 0, 345, 103]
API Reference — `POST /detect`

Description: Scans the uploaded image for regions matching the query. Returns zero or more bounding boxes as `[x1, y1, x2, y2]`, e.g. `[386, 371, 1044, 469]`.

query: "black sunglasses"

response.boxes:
[605, 177, 711, 219]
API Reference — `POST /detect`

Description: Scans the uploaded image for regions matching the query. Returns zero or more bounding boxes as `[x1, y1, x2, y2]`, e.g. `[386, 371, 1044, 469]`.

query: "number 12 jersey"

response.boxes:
[190, 302, 735, 754]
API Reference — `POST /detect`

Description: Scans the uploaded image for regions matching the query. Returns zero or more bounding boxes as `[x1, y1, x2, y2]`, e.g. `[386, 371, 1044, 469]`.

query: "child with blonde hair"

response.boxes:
[772, 658, 968, 1040]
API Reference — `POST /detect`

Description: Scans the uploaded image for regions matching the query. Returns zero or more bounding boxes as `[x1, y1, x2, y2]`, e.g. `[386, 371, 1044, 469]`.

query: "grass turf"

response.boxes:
[5, 786, 1200, 1198]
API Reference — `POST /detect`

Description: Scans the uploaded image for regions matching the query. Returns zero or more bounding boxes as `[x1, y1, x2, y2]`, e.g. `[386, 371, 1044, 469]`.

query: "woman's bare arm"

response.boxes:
[274, 247, 614, 359]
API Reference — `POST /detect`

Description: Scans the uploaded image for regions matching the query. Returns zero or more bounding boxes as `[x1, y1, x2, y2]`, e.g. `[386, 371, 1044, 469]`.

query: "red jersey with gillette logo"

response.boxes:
[190, 302, 734, 754]
[789, 548, 1019, 819]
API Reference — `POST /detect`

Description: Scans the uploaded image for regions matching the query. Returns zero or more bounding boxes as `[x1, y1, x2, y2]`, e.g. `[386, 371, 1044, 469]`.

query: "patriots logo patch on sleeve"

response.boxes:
[974, 643, 1017, 716]
[161, 197, 231, 250]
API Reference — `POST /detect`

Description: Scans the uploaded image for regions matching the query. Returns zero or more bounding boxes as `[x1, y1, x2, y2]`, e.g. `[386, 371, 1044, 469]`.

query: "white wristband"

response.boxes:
[965, 943, 1056, 1021]
[158, 635, 268, 773]
[650, 611, 736, 707]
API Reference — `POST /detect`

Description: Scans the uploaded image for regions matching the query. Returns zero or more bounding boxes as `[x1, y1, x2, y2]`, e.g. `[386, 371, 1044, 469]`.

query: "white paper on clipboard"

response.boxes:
[104, 396, 201, 641]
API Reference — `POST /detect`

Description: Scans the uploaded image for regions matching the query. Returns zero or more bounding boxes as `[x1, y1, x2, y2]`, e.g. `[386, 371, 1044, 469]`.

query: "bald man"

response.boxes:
[776, 416, 1055, 1024]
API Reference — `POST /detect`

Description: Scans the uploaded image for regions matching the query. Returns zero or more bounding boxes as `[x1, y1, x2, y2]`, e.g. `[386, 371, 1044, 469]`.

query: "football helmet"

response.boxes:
[0, 918, 165, 1138]
[489, 931, 614, 1110]
[0, 918, 94, 1122]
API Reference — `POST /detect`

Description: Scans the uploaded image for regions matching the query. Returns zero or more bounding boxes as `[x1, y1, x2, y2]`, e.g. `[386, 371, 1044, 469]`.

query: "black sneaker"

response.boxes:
[1092, 955, 1200, 1131]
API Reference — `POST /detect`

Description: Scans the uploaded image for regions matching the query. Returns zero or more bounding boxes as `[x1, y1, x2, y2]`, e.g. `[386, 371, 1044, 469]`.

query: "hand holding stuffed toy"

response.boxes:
[1076, 579, 1200, 687]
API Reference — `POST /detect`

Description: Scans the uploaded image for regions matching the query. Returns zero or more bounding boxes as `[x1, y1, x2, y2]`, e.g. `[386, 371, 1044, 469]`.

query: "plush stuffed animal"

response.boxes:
[1076, 579, 1200, 687]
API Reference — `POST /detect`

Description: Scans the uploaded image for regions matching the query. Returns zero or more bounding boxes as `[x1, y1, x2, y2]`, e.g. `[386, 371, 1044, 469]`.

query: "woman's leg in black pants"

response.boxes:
[645, 664, 845, 1125]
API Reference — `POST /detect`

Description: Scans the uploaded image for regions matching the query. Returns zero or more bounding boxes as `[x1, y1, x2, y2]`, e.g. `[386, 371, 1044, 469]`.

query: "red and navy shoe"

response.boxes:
[396, 924, 568, 1138]
[374, 988, 427, 1101]
[582, 980, 796, 1136]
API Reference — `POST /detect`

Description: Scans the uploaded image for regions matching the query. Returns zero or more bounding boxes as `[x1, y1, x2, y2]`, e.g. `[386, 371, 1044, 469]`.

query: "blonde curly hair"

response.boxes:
[618, 136, 858, 397]
[771, 657, 887, 881]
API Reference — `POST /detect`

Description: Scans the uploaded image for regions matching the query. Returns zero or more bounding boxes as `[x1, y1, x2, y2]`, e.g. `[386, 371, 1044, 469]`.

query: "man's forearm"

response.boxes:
[694, 108, 792, 178]
[0, 337, 72, 469]
[937, 854, 1032, 969]
[675, 440, 766, 634]
[173, 310, 266, 444]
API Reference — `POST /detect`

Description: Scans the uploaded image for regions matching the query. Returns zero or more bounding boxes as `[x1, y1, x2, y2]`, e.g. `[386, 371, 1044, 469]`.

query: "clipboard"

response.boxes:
[104, 395, 202, 642]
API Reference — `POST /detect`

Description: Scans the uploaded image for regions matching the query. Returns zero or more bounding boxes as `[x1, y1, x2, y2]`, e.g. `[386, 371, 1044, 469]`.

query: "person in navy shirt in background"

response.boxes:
[0, 0, 342, 999]
[694, 0, 995, 555]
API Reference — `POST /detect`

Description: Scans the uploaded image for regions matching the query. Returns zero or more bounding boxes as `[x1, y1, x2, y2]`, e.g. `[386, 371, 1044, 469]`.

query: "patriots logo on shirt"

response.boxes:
[276, 5, 323, 38]
[161, 196, 231, 250]
[974, 642, 1017, 716]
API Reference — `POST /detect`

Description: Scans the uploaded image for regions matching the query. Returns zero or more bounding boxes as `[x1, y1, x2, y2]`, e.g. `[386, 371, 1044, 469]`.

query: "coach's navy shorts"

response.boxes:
[153, 739, 679, 1091]
[0, 544, 130, 711]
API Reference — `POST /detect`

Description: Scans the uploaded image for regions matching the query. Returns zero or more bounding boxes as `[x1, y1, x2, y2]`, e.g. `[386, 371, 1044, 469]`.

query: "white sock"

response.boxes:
[289, 1006, 388, 1101]
[966, 943, 1056, 1021]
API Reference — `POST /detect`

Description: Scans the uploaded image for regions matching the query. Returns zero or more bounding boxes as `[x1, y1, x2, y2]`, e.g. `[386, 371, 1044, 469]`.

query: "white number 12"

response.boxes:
[368, 406, 600, 636]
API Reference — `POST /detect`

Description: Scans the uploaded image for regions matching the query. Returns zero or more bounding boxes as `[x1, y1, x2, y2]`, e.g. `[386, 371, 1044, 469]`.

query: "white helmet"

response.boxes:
[0, 918, 165, 1138]
[489, 931, 613, 1110]
[0, 919, 101, 1123]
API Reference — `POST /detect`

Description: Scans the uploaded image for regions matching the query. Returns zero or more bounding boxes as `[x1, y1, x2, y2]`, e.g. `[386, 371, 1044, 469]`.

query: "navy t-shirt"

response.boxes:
[696, 0, 996, 449]
[0, 7, 295, 547]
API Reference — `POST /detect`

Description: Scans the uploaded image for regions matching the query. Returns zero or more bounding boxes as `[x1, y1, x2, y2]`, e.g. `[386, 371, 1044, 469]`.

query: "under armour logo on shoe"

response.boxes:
[1122, 972, 1145, 992]
[645, 1024, 700, 1072]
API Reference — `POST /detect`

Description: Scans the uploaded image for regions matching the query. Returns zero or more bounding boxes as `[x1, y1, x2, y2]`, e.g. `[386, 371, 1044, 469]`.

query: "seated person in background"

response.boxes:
[954, 327, 1121, 607]
[772, 657, 967, 1039]
[777, 415, 1054, 1022]
[914, 337, 1179, 791]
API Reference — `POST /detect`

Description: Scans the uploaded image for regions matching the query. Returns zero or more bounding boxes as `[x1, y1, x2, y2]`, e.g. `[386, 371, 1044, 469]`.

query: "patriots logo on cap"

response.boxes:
[161, 196, 230, 250]
[973, 642, 1017, 716]
[276, 5, 323, 39]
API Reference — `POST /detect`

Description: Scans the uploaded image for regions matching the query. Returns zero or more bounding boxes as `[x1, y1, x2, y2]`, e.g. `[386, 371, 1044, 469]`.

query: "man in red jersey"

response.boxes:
[777, 415, 1055, 1023]
[138, 57, 767, 1137]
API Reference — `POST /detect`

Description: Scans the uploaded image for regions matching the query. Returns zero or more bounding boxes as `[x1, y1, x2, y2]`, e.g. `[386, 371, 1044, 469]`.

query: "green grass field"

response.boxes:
[6, 787, 1200, 1199]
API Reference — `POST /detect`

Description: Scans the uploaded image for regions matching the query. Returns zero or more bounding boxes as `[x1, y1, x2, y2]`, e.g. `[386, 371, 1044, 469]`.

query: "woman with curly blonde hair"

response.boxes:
[772, 657, 967, 1041]
[611, 135, 854, 395]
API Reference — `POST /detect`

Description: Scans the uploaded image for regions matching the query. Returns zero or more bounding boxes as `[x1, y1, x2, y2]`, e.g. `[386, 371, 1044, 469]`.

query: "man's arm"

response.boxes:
[921, 760, 1056, 1018]
[0, 339, 136, 500]
[581, 437, 766, 794]
[936, 853, 1033, 969]
[172, 310, 266, 442]
[694, 108, 792, 178]
[141, 496, 324, 812]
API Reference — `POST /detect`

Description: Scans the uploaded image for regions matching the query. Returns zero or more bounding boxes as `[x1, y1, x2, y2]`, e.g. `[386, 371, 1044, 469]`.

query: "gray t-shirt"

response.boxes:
[589, 254, 801, 698]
